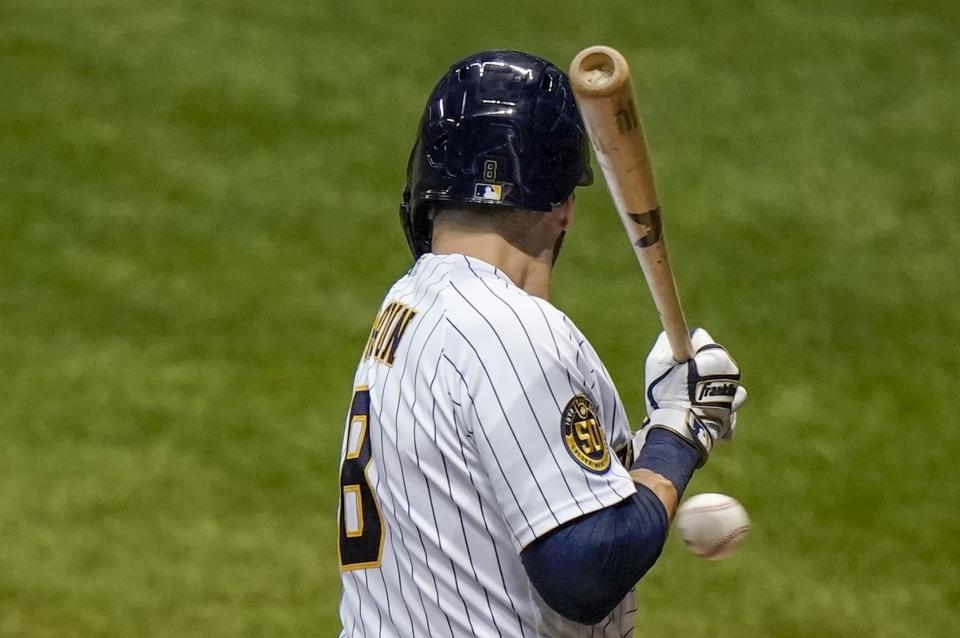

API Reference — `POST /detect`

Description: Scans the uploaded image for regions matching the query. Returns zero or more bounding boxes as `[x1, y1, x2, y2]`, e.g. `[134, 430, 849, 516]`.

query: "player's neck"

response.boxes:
[432, 232, 554, 300]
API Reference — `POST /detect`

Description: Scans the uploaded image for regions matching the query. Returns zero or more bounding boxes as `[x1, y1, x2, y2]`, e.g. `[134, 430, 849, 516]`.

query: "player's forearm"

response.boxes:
[629, 427, 702, 520]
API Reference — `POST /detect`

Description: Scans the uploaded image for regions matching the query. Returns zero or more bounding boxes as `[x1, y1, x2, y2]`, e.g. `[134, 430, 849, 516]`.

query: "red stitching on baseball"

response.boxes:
[683, 502, 739, 514]
[705, 524, 750, 556]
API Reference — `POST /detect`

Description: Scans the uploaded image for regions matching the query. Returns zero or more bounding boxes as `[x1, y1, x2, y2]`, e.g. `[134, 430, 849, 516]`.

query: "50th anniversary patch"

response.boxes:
[561, 394, 610, 473]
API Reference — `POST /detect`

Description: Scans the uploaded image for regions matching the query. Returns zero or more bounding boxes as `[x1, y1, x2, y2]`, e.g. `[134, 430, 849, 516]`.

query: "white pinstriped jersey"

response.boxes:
[338, 253, 638, 637]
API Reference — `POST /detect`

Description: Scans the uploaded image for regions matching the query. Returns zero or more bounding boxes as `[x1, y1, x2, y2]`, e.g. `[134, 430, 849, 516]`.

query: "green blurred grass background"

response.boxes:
[1, 0, 957, 635]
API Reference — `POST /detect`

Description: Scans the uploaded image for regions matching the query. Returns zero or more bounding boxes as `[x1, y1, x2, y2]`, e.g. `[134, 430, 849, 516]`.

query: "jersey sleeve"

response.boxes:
[565, 316, 636, 466]
[442, 284, 637, 550]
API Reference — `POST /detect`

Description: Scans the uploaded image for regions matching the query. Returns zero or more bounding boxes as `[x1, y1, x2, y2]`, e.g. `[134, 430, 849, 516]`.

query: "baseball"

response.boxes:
[675, 493, 750, 560]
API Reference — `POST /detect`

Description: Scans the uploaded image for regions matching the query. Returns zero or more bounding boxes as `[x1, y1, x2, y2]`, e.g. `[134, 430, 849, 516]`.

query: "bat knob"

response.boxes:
[569, 46, 631, 97]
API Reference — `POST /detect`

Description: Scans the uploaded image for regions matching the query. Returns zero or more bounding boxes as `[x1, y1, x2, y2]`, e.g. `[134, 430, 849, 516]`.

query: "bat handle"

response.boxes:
[666, 324, 695, 363]
[634, 230, 695, 362]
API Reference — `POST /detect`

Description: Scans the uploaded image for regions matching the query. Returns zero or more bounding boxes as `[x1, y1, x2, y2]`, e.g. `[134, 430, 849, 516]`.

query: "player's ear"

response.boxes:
[555, 194, 575, 230]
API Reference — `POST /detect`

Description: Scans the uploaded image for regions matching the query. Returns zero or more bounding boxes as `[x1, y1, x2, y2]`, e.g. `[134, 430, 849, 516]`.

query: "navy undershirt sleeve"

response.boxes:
[520, 429, 700, 625]
[521, 484, 668, 624]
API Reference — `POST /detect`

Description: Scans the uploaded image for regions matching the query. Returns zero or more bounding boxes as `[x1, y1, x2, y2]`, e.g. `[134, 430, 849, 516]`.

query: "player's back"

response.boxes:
[338, 253, 637, 638]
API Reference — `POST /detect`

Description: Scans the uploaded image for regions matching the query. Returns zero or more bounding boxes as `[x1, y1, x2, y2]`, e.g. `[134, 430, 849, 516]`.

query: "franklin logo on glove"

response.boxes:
[696, 381, 738, 402]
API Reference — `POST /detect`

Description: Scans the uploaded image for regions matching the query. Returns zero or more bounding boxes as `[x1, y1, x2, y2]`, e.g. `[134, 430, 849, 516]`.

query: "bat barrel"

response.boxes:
[570, 46, 694, 362]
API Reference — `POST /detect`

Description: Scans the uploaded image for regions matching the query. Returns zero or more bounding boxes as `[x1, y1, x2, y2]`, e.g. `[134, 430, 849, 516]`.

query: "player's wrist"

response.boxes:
[646, 408, 712, 466]
[631, 427, 701, 499]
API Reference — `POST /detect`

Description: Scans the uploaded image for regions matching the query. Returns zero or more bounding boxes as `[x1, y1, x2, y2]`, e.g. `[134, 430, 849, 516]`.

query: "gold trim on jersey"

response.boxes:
[342, 484, 364, 537]
[345, 414, 367, 460]
[362, 300, 417, 367]
[337, 386, 386, 572]
[338, 456, 387, 572]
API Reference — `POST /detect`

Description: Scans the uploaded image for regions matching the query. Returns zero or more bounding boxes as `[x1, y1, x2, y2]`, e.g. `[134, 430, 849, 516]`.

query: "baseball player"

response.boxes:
[337, 50, 747, 637]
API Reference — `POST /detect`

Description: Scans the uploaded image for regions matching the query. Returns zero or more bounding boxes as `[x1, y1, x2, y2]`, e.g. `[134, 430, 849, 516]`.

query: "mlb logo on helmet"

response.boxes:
[474, 183, 503, 201]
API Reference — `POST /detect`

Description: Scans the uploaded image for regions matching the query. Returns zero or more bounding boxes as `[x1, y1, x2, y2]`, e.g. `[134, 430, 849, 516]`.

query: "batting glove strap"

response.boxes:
[645, 408, 713, 467]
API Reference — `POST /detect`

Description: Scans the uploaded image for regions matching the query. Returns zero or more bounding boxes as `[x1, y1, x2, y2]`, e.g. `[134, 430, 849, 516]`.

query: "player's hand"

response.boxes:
[636, 328, 747, 466]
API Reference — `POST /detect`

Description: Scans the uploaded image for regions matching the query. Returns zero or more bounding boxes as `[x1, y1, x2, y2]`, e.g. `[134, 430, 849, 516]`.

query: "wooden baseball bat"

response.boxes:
[569, 46, 694, 362]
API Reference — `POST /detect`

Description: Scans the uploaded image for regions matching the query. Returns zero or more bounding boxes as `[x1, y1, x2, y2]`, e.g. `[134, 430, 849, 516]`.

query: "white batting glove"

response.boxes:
[634, 328, 747, 467]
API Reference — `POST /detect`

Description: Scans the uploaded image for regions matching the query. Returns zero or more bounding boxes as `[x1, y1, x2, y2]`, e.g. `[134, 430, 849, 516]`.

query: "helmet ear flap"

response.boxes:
[399, 185, 420, 257]
[579, 150, 594, 186]
[400, 138, 436, 258]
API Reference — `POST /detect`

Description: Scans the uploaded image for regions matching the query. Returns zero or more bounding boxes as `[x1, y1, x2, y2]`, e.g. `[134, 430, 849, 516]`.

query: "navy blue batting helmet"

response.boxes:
[399, 50, 593, 258]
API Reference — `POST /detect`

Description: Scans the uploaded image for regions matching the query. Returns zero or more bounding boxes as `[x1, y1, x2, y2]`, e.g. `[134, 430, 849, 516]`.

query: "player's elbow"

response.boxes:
[521, 488, 669, 624]
[540, 576, 641, 625]
[524, 553, 634, 624]
[522, 525, 663, 624]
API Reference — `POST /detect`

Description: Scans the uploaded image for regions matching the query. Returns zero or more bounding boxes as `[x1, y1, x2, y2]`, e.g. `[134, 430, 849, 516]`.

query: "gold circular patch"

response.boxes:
[561, 395, 610, 473]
